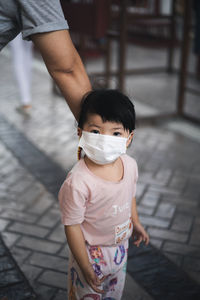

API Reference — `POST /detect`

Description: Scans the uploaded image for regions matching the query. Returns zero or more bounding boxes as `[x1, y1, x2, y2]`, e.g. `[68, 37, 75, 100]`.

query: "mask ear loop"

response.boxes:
[127, 133, 133, 148]
[77, 146, 82, 160]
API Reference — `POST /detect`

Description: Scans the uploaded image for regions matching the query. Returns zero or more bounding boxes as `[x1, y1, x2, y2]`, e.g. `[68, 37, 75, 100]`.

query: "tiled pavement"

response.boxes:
[0, 43, 200, 299]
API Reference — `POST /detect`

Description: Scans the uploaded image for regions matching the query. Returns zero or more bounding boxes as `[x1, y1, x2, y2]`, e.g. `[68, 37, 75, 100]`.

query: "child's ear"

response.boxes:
[127, 131, 134, 147]
[77, 127, 82, 137]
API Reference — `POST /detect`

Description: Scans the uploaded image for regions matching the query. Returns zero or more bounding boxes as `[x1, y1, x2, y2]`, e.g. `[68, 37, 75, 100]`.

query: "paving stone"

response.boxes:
[27, 193, 54, 215]
[8, 222, 49, 238]
[138, 205, 155, 216]
[47, 224, 66, 243]
[0, 188, 8, 200]
[135, 182, 146, 199]
[0, 181, 7, 190]
[139, 172, 160, 186]
[189, 222, 200, 246]
[29, 252, 68, 273]
[123, 273, 153, 300]
[16, 236, 62, 254]
[0, 157, 8, 170]
[164, 252, 183, 267]
[1, 209, 38, 224]
[37, 208, 61, 228]
[149, 238, 163, 249]
[58, 244, 70, 259]
[127, 242, 200, 300]
[0, 219, 10, 231]
[154, 169, 172, 185]
[139, 215, 170, 228]
[195, 218, 200, 226]
[0, 245, 6, 257]
[0, 236, 35, 300]
[10, 246, 31, 265]
[0, 256, 15, 272]
[0, 197, 26, 211]
[177, 205, 200, 216]
[10, 177, 34, 194]
[38, 270, 67, 289]
[148, 185, 180, 196]
[183, 180, 200, 199]
[0, 283, 36, 300]
[21, 264, 43, 282]
[187, 270, 200, 285]
[1, 232, 21, 248]
[163, 241, 200, 258]
[31, 282, 56, 300]
[1, 163, 19, 178]
[183, 256, 200, 272]
[0, 113, 66, 198]
[148, 228, 188, 243]
[52, 289, 68, 300]
[140, 191, 160, 207]
[2, 172, 22, 187]
[155, 202, 176, 219]
[138, 171, 155, 180]
[0, 269, 23, 288]
[171, 213, 193, 232]
[19, 183, 45, 208]
[168, 174, 187, 191]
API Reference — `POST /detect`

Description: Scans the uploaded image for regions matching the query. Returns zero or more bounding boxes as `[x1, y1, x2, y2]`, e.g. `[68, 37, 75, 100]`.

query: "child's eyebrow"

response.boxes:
[88, 123, 101, 128]
[112, 126, 124, 130]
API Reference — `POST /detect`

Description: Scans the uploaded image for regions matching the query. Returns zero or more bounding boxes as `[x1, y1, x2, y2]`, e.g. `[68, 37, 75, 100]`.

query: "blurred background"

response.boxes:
[0, 1, 200, 300]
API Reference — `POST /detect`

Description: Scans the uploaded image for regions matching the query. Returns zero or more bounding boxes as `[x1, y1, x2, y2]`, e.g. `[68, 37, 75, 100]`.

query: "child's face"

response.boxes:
[78, 114, 134, 147]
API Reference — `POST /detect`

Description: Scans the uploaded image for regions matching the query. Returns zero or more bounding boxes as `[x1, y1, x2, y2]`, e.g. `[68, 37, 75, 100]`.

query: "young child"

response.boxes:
[58, 89, 149, 300]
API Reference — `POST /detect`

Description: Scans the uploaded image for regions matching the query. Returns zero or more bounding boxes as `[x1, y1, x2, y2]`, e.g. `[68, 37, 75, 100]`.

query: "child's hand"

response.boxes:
[82, 263, 107, 294]
[132, 222, 149, 247]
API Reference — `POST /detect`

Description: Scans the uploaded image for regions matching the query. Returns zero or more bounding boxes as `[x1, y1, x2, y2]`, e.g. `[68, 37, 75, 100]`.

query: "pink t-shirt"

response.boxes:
[58, 154, 138, 246]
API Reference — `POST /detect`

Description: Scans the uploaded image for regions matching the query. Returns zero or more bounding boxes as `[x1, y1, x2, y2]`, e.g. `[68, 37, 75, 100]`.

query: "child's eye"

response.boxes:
[113, 132, 121, 136]
[91, 130, 100, 134]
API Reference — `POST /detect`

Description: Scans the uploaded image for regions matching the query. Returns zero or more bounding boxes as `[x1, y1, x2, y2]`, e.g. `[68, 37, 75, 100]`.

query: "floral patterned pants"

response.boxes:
[68, 240, 128, 300]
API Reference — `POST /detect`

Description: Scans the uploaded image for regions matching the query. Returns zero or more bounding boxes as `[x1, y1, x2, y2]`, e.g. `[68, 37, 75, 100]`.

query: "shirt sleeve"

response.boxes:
[18, 0, 69, 40]
[58, 181, 87, 226]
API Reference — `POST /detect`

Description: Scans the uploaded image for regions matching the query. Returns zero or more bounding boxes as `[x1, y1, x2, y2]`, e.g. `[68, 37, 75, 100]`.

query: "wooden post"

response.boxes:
[105, 0, 112, 88]
[177, 0, 192, 115]
[167, 0, 176, 73]
[118, 0, 128, 91]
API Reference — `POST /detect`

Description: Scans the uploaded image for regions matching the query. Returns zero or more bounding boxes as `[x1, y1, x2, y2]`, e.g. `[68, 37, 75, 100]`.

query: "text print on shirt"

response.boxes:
[112, 202, 129, 216]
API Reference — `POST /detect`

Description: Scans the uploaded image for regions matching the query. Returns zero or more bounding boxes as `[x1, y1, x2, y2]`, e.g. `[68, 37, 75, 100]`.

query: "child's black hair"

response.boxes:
[78, 89, 136, 132]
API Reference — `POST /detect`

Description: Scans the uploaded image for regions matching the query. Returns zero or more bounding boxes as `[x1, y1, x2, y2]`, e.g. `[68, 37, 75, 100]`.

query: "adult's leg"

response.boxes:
[23, 38, 33, 99]
[10, 34, 33, 106]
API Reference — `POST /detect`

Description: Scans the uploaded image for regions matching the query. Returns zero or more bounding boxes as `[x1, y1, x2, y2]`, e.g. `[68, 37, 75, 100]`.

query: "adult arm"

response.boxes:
[31, 30, 91, 120]
[65, 224, 105, 294]
[131, 197, 149, 246]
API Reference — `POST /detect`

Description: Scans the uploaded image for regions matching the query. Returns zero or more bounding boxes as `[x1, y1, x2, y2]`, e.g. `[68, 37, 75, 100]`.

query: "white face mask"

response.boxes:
[78, 131, 128, 165]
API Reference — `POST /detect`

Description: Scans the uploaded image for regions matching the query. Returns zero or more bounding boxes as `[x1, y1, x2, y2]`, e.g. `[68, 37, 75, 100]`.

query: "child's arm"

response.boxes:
[65, 224, 106, 293]
[131, 197, 150, 247]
